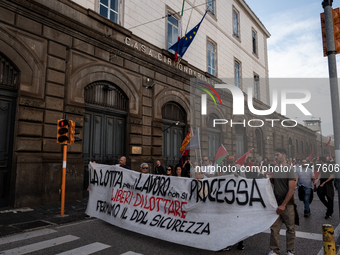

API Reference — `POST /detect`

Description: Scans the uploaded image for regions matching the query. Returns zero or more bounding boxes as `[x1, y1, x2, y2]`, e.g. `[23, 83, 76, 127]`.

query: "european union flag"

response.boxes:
[169, 11, 207, 58]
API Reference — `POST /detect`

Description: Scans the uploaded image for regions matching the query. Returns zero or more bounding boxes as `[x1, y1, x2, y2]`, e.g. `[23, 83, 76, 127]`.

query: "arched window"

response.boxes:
[235, 125, 246, 159]
[306, 142, 309, 156]
[296, 139, 299, 153]
[84, 81, 128, 111]
[162, 102, 186, 123]
[281, 135, 284, 148]
[207, 114, 222, 160]
[255, 129, 263, 157]
[288, 138, 293, 158]
[162, 102, 186, 166]
[301, 141, 304, 153]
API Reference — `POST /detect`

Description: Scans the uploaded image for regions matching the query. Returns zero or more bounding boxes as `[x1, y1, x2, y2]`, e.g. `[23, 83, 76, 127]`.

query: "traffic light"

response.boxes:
[333, 8, 340, 53]
[57, 119, 69, 144]
[68, 120, 82, 144]
[321, 8, 340, 57]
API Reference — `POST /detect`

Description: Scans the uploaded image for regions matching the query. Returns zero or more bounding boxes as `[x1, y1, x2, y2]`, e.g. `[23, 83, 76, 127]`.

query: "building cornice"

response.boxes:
[236, 0, 271, 38]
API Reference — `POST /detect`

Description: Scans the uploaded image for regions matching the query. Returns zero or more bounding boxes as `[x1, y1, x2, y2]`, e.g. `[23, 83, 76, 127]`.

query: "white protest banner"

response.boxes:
[85, 163, 279, 251]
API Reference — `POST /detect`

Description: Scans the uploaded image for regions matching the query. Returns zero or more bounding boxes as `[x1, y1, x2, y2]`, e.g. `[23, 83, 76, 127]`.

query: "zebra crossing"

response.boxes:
[0, 227, 142, 255]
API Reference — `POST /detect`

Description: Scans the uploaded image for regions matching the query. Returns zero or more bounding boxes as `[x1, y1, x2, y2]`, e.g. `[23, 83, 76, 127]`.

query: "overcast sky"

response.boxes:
[245, 0, 340, 136]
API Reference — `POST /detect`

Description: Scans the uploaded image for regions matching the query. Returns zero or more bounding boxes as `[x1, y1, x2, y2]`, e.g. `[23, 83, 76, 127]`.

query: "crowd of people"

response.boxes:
[91, 150, 337, 255]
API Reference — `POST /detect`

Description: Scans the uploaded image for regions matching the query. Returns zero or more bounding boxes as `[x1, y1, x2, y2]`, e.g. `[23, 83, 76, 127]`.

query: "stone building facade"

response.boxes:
[0, 0, 326, 208]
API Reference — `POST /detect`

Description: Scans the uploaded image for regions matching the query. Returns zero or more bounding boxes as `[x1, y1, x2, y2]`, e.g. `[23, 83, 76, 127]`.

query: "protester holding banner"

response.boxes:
[140, 163, 149, 174]
[190, 161, 198, 178]
[118, 156, 130, 169]
[268, 148, 296, 255]
[166, 166, 174, 176]
[86, 158, 279, 252]
[194, 166, 204, 180]
[154, 160, 165, 175]
[175, 164, 182, 177]
[201, 156, 214, 177]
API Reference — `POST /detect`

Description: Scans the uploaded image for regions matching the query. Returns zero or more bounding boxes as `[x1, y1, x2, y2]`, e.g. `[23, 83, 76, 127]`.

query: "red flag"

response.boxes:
[326, 137, 331, 147]
[235, 148, 254, 166]
[214, 145, 228, 165]
[179, 130, 192, 154]
[317, 154, 319, 160]
[307, 153, 312, 159]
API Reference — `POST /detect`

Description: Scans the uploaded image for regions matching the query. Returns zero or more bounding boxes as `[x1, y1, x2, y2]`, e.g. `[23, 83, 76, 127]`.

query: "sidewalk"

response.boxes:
[0, 198, 89, 237]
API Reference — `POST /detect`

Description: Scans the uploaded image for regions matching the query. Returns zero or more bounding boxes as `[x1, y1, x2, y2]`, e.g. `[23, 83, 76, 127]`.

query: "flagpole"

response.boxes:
[191, 127, 198, 164]
[185, 0, 196, 34]
[176, 0, 195, 66]
[198, 128, 202, 165]
[174, 0, 186, 63]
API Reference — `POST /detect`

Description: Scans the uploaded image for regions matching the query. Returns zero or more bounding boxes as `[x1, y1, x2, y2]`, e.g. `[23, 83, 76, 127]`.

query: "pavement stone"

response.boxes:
[0, 198, 89, 237]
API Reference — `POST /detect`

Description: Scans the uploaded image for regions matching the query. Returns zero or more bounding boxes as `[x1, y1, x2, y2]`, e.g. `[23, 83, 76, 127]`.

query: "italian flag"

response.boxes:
[214, 144, 229, 165]
[174, 0, 185, 63]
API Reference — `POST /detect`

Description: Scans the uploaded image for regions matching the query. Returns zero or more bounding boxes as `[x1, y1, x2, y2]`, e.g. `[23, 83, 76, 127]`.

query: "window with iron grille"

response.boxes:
[84, 81, 128, 111]
[0, 53, 19, 88]
[162, 102, 186, 167]
[162, 102, 186, 123]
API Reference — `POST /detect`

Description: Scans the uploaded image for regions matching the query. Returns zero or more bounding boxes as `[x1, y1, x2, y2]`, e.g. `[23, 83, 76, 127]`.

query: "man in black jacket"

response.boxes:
[155, 160, 165, 175]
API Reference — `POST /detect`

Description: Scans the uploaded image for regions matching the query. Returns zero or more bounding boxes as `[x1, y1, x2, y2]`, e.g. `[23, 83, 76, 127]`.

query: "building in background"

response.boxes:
[0, 0, 321, 208]
[303, 119, 335, 157]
